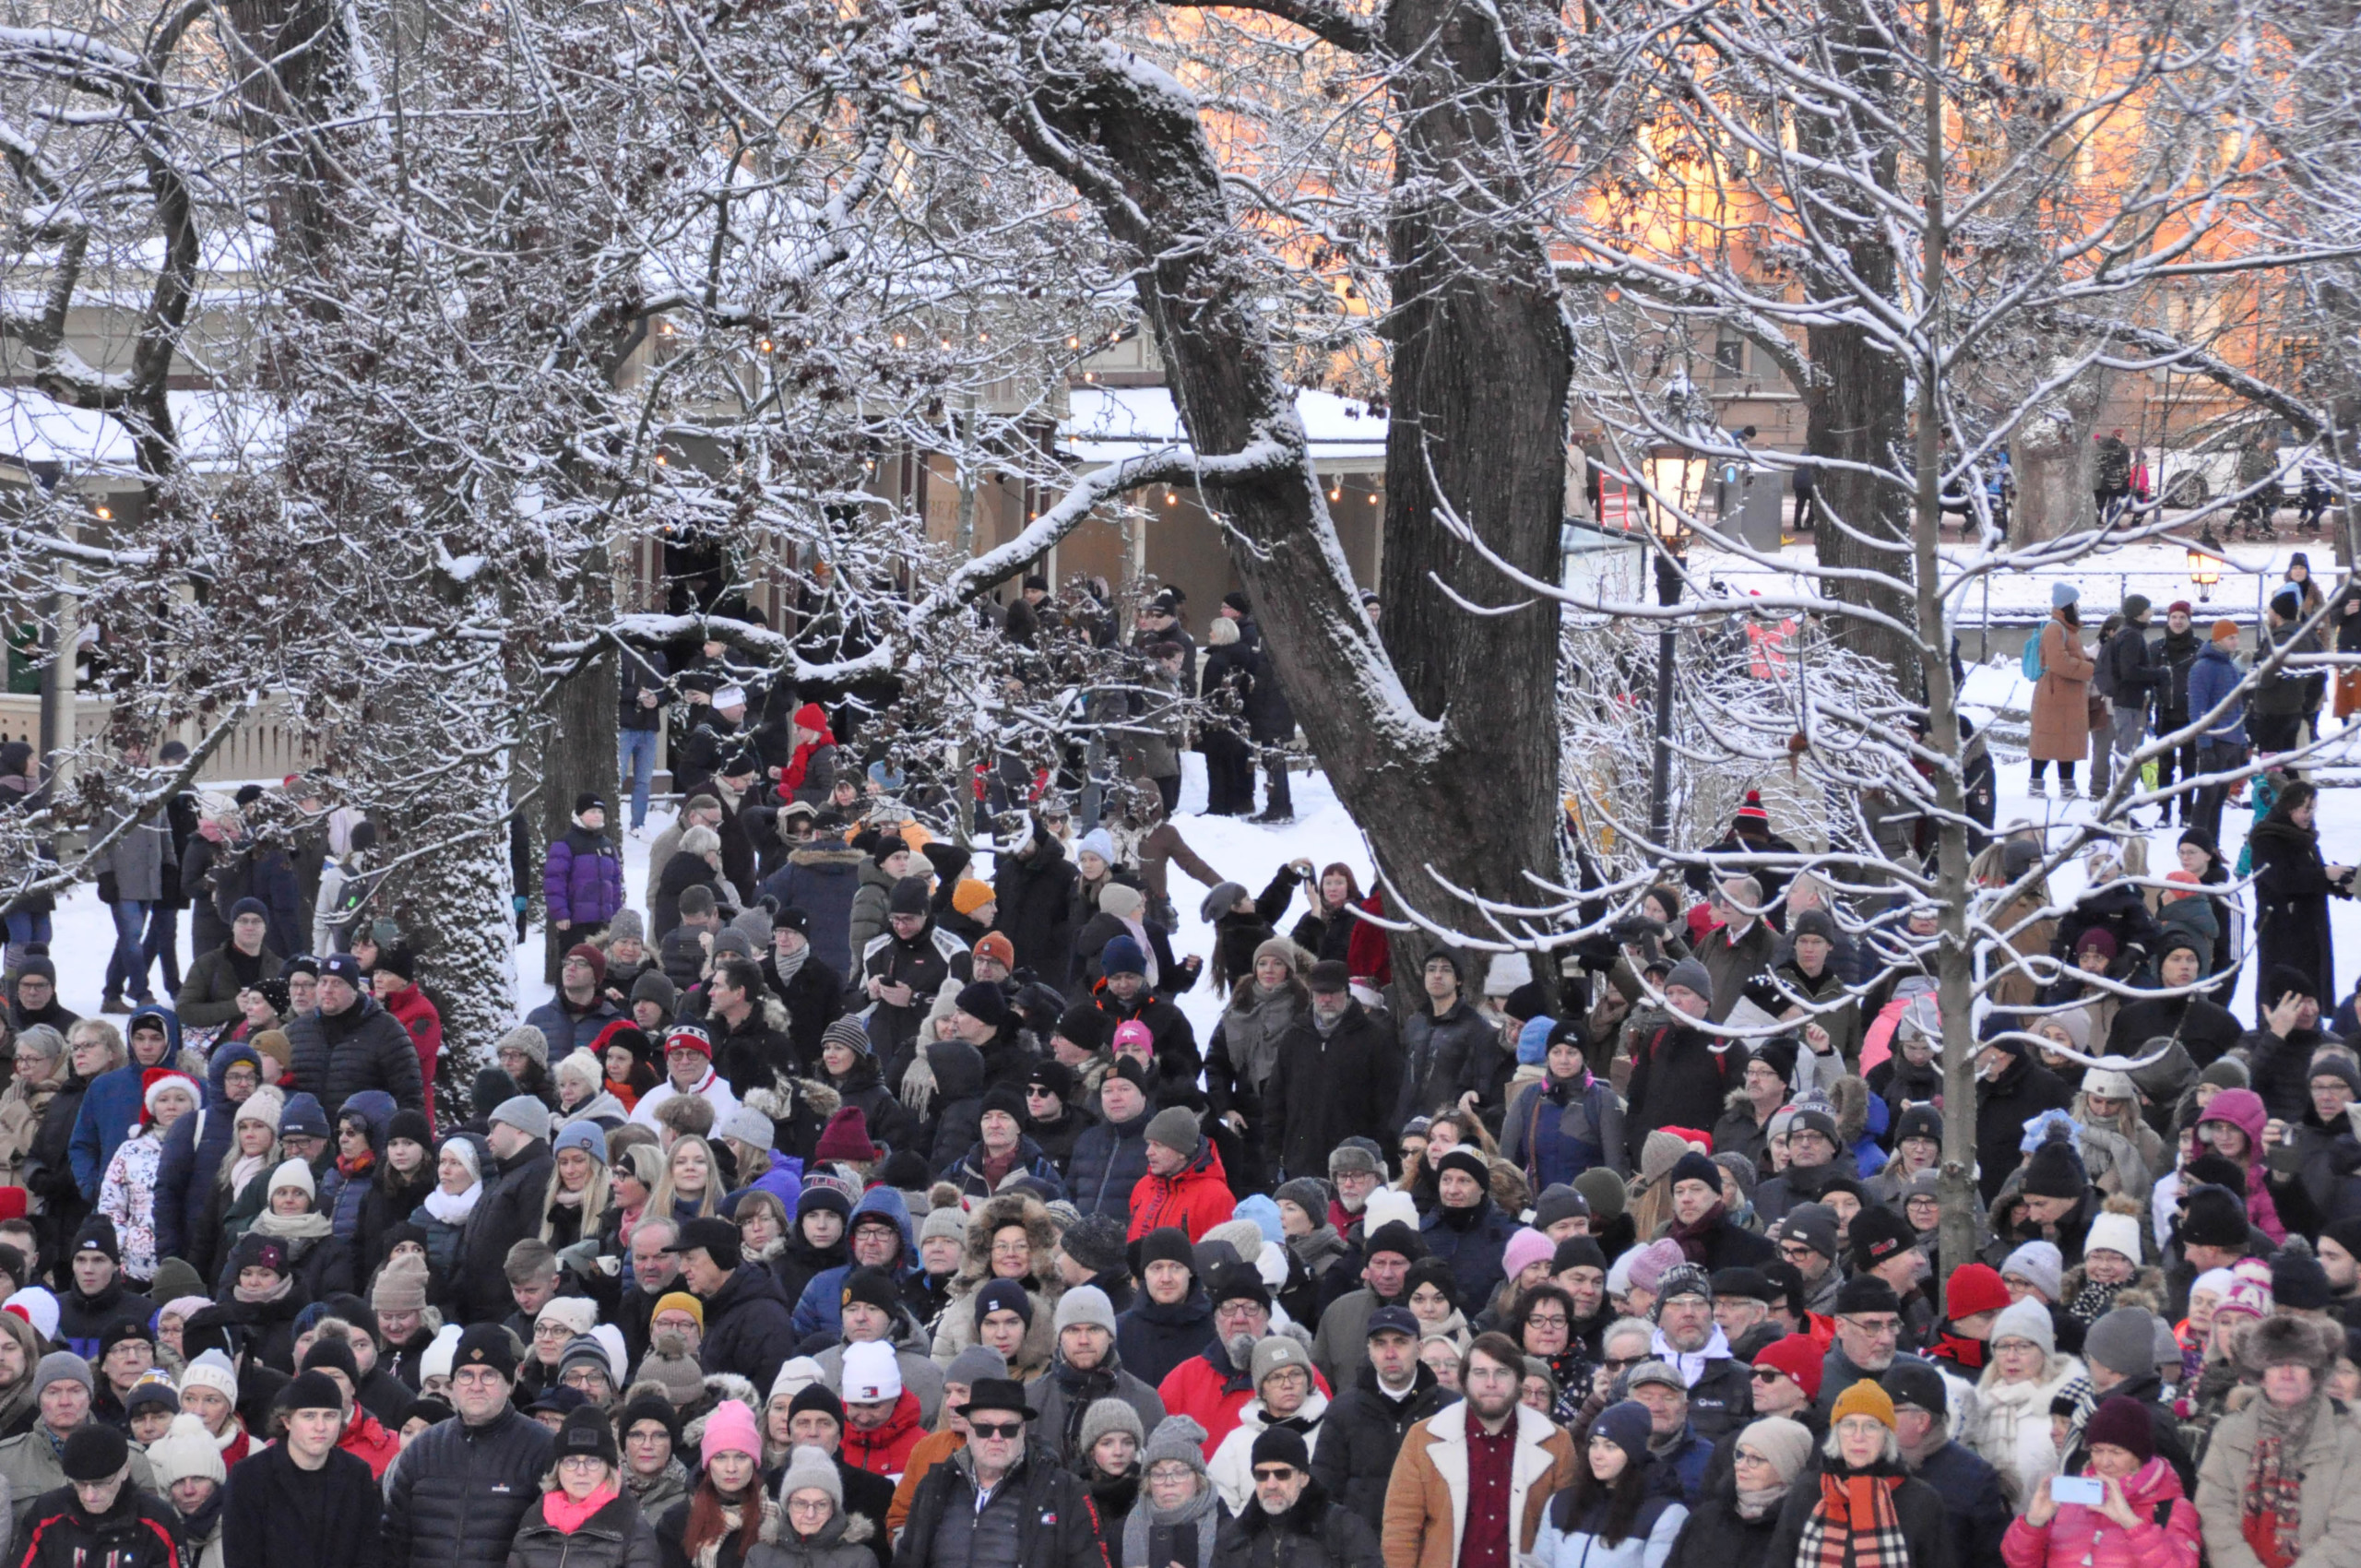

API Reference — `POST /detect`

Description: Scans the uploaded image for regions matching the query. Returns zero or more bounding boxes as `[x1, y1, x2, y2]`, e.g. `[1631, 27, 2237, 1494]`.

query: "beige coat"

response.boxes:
[1380, 1399, 1575, 1568]
[2029, 614, 2097, 762]
[0, 1074, 57, 1196]
[2197, 1394, 2361, 1568]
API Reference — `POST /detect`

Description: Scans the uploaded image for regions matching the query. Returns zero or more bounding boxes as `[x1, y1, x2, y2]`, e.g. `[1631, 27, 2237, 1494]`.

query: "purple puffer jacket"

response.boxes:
[544, 826, 625, 926]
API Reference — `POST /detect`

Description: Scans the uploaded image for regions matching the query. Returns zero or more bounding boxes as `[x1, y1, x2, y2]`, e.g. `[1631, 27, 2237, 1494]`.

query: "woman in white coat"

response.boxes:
[1974, 1298, 2088, 1507]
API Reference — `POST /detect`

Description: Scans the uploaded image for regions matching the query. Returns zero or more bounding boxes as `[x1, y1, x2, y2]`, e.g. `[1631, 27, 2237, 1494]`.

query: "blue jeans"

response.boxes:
[4, 909, 51, 965]
[105, 898, 153, 1002]
[618, 727, 659, 829]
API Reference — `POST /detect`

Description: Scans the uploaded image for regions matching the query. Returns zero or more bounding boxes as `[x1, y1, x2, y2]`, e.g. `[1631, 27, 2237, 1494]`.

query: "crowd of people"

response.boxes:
[0, 589, 2357, 1568]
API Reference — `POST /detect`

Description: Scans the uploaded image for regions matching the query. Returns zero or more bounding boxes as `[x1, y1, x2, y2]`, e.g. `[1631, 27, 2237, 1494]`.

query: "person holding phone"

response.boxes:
[2001, 1394, 2199, 1567]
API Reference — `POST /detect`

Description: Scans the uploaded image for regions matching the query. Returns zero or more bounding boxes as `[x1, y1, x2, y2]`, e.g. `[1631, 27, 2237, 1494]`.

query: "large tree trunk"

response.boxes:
[386, 752, 519, 1130]
[2013, 365, 2108, 543]
[993, 18, 1564, 991]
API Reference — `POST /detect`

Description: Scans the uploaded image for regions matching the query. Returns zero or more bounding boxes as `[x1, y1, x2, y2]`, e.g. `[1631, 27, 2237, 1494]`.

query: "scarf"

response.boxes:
[694, 1494, 781, 1568]
[233, 1271, 294, 1305]
[252, 1209, 333, 1241]
[1928, 1330, 1986, 1372]
[1121, 1471, 1220, 1568]
[1116, 914, 1158, 988]
[542, 1485, 619, 1535]
[2245, 1396, 2319, 1568]
[1799, 1467, 1911, 1568]
[230, 1152, 266, 1194]
[423, 1181, 481, 1225]
[775, 945, 809, 985]
[2068, 1276, 2130, 1326]
[1737, 1482, 1791, 1522]
[1649, 1324, 1733, 1389]
[336, 1150, 374, 1182]
[1666, 1202, 1731, 1265]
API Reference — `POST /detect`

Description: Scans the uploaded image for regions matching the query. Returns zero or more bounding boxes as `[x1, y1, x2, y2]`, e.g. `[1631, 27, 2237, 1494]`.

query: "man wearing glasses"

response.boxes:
[1216, 1425, 1381, 1562]
[889, 1378, 1105, 1568]
[1647, 1265, 1753, 1441]
[1771, 1204, 1845, 1315]
[1815, 1276, 1944, 1424]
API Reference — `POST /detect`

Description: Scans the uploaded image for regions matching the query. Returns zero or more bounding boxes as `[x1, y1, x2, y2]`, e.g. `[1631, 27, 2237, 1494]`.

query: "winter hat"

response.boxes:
[1361, 1190, 1420, 1237]
[919, 1203, 967, 1247]
[1830, 1379, 1896, 1431]
[178, 1349, 239, 1407]
[1099, 936, 1147, 979]
[811, 1108, 877, 1165]
[1663, 958, 1714, 1005]
[2020, 1137, 2086, 1201]
[1736, 1417, 1814, 1485]
[2083, 1307, 2160, 1377]
[701, 1398, 761, 1466]
[1145, 1106, 1201, 1157]
[1059, 1216, 1129, 1280]
[1589, 1400, 1653, 1467]
[1944, 1264, 2011, 1322]
[1053, 1286, 1119, 1338]
[1079, 1396, 1145, 1455]
[2177, 1184, 2251, 1251]
[34, 1351, 91, 1397]
[418, 1324, 464, 1384]
[2080, 1062, 2139, 1103]
[2081, 1396, 2155, 1463]
[299, 1336, 359, 1386]
[552, 1121, 608, 1164]
[495, 1025, 551, 1070]
[267, 1157, 316, 1201]
[1532, 1186, 1589, 1232]
[1099, 885, 1146, 922]
[1250, 1425, 1310, 1472]
[944, 1346, 1007, 1388]
[1833, 1277, 1901, 1316]
[1572, 1167, 1627, 1222]
[886, 877, 931, 918]
[1111, 1021, 1156, 1058]
[2, 1288, 56, 1344]
[974, 1278, 1034, 1327]
[61, 1423, 129, 1482]
[1143, 1413, 1211, 1479]
[1752, 1334, 1825, 1400]
[1249, 1336, 1312, 1393]
[1501, 1229, 1555, 1283]
[1667, 1151, 1724, 1194]
[640, 1336, 706, 1407]
[2239, 1314, 2340, 1375]
[1849, 1206, 1918, 1274]
[1433, 1147, 1490, 1189]
[1999, 1241, 2065, 1302]
[1656, 1264, 1714, 1308]
[1987, 1297, 2056, 1358]
[537, 1296, 598, 1337]
[491, 1095, 552, 1142]
[1625, 1238, 1686, 1296]
[776, 1443, 843, 1510]
[1774, 1206, 1839, 1264]
[146, 1411, 226, 1487]
[2274, 1251, 2333, 1312]
[2074, 1209, 2140, 1267]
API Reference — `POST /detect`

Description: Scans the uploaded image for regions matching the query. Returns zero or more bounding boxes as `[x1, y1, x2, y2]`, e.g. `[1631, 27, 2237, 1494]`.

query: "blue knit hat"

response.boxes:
[1591, 1400, 1652, 1467]
[1517, 1016, 1554, 1066]
[1100, 936, 1146, 978]
[552, 1121, 606, 1163]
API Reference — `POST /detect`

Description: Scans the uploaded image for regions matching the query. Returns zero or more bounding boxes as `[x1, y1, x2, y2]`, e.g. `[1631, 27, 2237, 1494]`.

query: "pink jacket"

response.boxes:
[1999, 1456, 2201, 1568]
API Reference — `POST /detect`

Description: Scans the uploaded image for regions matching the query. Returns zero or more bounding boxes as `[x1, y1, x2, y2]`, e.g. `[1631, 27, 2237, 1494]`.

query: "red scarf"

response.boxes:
[337, 1150, 374, 1181]
[1801, 1469, 1910, 1568]
[1928, 1330, 1986, 1372]
[1667, 1203, 1729, 1264]
[542, 1485, 619, 1535]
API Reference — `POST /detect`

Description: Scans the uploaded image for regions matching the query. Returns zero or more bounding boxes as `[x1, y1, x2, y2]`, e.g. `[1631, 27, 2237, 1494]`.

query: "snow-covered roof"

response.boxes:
[0, 385, 282, 478]
[1061, 385, 1386, 469]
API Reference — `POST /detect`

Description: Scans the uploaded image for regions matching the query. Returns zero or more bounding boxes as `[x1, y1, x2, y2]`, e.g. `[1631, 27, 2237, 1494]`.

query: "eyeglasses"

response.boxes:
[1600, 1355, 1645, 1372]
[533, 1324, 574, 1340]
[1750, 1368, 1788, 1384]
[1524, 1313, 1569, 1329]
[1778, 1243, 1818, 1259]
[786, 1497, 832, 1515]
[557, 1455, 607, 1471]
[1252, 1466, 1298, 1482]
[967, 1420, 1024, 1439]
[1842, 1316, 1902, 1339]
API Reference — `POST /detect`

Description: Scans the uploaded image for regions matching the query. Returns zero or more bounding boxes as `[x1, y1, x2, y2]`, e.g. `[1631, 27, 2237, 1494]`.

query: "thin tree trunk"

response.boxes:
[540, 648, 619, 983]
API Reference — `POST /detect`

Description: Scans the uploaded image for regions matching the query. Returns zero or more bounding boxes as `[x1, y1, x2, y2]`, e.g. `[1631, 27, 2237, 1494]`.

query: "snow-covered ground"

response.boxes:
[35, 673, 2361, 1040]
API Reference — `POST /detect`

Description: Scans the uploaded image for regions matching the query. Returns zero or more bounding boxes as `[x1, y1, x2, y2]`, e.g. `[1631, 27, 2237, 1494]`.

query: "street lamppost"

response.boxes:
[2188, 522, 2224, 603]
[1646, 445, 1699, 849]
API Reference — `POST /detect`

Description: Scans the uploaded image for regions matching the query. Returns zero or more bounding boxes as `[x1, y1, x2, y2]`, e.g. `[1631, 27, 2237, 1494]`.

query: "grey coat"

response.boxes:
[104, 802, 170, 904]
[747, 1509, 878, 1568]
[2196, 1396, 2361, 1568]
[1026, 1348, 1168, 1463]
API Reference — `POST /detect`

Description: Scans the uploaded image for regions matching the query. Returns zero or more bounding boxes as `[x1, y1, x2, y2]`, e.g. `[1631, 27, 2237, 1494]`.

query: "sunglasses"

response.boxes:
[967, 1420, 1024, 1439]
[1252, 1466, 1298, 1482]
[1750, 1368, 1788, 1383]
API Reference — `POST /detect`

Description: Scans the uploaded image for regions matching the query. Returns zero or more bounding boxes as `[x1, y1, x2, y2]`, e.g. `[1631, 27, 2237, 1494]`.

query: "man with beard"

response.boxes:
[1664, 1152, 1776, 1270]
[1382, 1334, 1576, 1568]
[1022, 1286, 1166, 1463]
[1310, 1305, 1456, 1518]
[1154, 1265, 1326, 1455]
[1645, 1265, 1752, 1441]
[1217, 1425, 1381, 1568]
[1813, 1277, 1949, 1428]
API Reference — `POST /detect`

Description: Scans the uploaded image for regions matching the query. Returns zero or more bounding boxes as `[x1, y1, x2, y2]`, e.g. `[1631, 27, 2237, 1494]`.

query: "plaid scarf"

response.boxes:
[1799, 1467, 1911, 1568]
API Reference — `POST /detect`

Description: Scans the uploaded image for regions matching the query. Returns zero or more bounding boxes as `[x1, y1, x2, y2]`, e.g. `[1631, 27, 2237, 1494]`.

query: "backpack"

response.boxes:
[2022, 629, 2046, 682]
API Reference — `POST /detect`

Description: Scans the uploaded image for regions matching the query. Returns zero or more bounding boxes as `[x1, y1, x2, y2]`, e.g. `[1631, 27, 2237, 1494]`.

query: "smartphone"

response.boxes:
[2052, 1476, 2105, 1506]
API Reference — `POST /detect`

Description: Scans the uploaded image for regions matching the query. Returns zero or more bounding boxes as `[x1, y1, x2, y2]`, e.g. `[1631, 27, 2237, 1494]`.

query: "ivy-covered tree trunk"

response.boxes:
[389, 752, 521, 1131]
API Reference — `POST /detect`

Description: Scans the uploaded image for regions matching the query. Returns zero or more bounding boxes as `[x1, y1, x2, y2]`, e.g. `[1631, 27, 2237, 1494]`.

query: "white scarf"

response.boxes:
[229, 1153, 266, 1194]
[1651, 1324, 1734, 1388]
[1117, 914, 1158, 988]
[422, 1181, 481, 1225]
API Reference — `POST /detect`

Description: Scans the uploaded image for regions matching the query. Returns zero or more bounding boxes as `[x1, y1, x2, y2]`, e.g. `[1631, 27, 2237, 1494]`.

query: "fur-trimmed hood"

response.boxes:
[954, 1191, 1061, 1291]
[679, 1370, 764, 1450]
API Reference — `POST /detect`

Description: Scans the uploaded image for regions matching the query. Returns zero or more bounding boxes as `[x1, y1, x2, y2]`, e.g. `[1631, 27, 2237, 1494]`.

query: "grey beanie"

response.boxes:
[2000, 1241, 2064, 1302]
[1141, 1413, 1210, 1478]
[1275, 1178, 1331, 1220]
[1053, 1286, 1118, 1337]
[776, 1443, 843, 1509]
[1327, 1141, 1383, 1179]
[631, 969, 678, 1012]
[2084, 1306, 2160, 1377]
[1145, 1106, 1201, 1157]
[1198, 881, 1251, 924]
[944, 1346, 1008, 1388]
[606, 909, 646, 945]
[1079, 1396, 1146, 1455]
[1532, 1185, 1589, 1231]
[1664, 958, 1714, 1005]
[491, 1095, 552, 1142]
[496, 1025, 550, 1070]
[35, 1351, 91, 1397]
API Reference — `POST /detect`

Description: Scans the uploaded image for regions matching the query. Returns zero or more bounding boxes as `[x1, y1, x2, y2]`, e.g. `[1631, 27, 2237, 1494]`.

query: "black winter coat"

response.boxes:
[764, 950, 845, 1073]
[1762, 1462, 1954, 1568]
[889, 1443, 1107, 1568]
[383, 1409, 554, 1568]
[824, 1056, 921, 1160]
[1625, 1021, 1750, 1167]
[2103, 993, 2243, 1070]
[220, 1438, 385, 1566]
[2053, 884, 2165, 975]
[2251, 811, 2347, 1009]
[700, 1262, 799, 1387]
[1211, 1482, 1381, 1568]
[1665, 1482, 1784, 1568]
[1263, 1003, 1402, 1182]
[506, 1491, 661, 1568]
[17, 1484, 185, 1568]
[1974, 1052, 2076, 1203]
[1066, 1107, 1151, 1221]
[711, 1001, 796, 1101]
[456, 1134, 553, 1324]
[757, 843, 867, 979]
[992, 835, 1078, 984]
[286, 994, 427, 1117]
[1115, 1289, 1216, 1389]
[1309, 1364, 1457, 1521]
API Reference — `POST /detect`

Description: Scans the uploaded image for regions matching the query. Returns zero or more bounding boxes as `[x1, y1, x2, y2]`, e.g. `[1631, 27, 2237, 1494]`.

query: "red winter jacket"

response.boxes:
[339, 1406, 403, 1479]
[379, 982, 443, 1132]
[1156, 1339, 1333, 1456]
[1127, 1139, 1236, 1241]
[841, 1389, 925, 1480]
[1999, 1455, 2199, 1568]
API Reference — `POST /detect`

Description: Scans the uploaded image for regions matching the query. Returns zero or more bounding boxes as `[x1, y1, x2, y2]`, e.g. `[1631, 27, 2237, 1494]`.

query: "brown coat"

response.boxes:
[1380, 1399, 1577, 1568]
[2028, 614, 2097, 761]
[1985, 890, 2057, 1007]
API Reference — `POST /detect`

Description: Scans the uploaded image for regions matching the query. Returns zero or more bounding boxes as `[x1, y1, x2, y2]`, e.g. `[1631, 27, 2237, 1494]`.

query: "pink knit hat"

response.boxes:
[1626, 1238, 1687, 1296]
[701, 1398, 760, 1467]
[1501, 1228, 1554, 1281]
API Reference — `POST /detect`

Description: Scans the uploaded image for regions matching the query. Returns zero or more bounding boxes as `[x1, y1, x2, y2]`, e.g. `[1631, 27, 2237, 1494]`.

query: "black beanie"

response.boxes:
[621, 1392, 682, 1449]
[61, 1423, 128, 1482]
[1550, 1237, 1607, 1275]
[1137, 1227, 1196, 1276]
[2020, 1137, 2086, 1200]
[1055, 1005, 1110, 1052]
[789, 1384, 846, 1425]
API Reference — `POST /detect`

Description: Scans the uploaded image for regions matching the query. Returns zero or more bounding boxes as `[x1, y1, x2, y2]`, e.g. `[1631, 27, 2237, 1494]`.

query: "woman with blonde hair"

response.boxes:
[649, 1133, 720, 1224]
[540, 1121, 613, 1248]
[1973, 1298, 2089, 1507]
